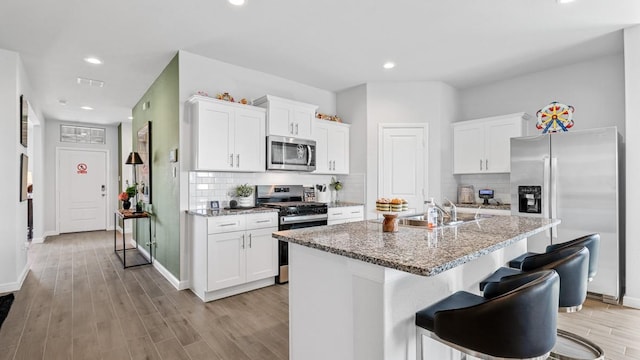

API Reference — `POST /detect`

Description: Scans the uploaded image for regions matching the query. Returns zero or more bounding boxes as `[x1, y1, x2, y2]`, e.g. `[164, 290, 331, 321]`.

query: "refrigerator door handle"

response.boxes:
[550, 157, 558, 240]
[543, 156, 551, 239]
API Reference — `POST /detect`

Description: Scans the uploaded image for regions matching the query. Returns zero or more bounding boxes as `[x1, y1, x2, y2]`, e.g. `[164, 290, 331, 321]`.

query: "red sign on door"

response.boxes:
[77, 163, 88, 174]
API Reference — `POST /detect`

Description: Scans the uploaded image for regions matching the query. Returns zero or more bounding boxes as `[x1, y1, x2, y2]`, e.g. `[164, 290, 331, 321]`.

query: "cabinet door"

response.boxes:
[292, 106, 313, 139]
[453, 122, 485, 174]
[313, 122, 331, 173]
[245, 227, 278, 282]
[329, 125, 349, 174]
[195, 102, 233, 170]
[234, 108, 266, 172]
[207, 231, 246, 291]
[484, 119, 522, 173]
[267, 103, 294, 137]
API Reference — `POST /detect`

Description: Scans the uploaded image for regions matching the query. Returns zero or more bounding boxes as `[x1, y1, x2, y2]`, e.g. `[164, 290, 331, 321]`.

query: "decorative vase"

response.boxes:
[237, 196, 253, 208]
[122, 200, 131, 210]
[136, 203, 143, 212]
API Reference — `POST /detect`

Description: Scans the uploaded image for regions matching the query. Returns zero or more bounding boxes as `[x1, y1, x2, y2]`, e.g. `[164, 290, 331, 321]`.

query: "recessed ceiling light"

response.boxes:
[84, 57, 103, 65]
[228, 0, 245, 5]
[80, 106, 94, 110]
[383, 62, 396, 70]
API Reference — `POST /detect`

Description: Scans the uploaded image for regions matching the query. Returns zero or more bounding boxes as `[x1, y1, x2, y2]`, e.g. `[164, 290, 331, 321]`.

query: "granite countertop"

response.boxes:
[327, 201, 364, 208]
[273, 215, 559, 277]
[455, 203, 511, 211]
[187, 207, 279, 217]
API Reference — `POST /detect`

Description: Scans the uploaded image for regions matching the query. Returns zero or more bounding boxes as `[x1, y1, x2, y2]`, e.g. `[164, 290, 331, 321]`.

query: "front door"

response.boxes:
[379, 125, 427, 214]
[58, 148, 107, 233]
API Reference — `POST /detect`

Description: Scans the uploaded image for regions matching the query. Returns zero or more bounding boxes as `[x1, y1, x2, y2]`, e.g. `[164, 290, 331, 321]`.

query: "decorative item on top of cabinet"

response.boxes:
[188, 95, 266, 172]
[253, 95, 318, 139]
[313, 120, 350, 174]
[453, 112, 530, 174]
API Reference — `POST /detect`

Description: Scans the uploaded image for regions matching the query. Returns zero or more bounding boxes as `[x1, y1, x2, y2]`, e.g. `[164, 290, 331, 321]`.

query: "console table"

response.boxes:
[114, 210, 152, 268]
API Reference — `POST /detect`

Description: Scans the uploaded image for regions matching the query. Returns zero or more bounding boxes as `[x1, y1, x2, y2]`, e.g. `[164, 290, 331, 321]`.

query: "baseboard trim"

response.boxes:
[32, 237, 45, 244]
[42, 230, 58, 241]
[129, 239, 189, 291]
[623, 295, 640, 309]
[0, 265, 29, 293]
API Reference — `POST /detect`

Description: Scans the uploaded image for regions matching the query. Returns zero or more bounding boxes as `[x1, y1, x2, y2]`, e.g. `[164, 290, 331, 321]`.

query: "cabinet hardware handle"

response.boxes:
[351, 211, 360, 214]
[290, 123, 294, 134]
[333, 212, 343, 216]
[219, 223, 237, 227]
[256, 219, 270, 223]
[230, 154, 234, 167]
[249, 233, 252, 248]
[295, 123, 299, 135]
[485, 159, 488, 170]
[479, 159, 482, 171]
[242, 234, 245, 249]
[236, 154, 240, 168]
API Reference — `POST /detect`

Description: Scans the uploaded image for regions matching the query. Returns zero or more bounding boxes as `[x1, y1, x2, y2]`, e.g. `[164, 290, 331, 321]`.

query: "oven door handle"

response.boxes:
[280, 214, 328, 224]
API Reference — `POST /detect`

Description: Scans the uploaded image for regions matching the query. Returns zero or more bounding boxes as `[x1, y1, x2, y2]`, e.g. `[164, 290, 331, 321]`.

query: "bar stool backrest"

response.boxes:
[434, 270, 559, 359]
[545, 233, 600, 281]
[521, 246, 589, 310]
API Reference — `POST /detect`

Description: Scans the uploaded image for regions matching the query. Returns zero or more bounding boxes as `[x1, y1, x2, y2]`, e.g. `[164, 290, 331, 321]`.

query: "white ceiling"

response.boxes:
[0, 0, 638, 125]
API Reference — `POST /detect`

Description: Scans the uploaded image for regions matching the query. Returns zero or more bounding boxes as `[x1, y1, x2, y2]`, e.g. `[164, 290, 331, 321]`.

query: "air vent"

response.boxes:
[76, 77, 105, 88]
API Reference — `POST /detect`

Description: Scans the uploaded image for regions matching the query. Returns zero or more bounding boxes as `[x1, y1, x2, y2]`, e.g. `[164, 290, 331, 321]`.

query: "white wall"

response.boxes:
[42, 120, 120, 236]
[345, 81, 458, 218]
[624, 26, 640, 309]
[460, 53, 626, 136]
[0, 49, 30, 291]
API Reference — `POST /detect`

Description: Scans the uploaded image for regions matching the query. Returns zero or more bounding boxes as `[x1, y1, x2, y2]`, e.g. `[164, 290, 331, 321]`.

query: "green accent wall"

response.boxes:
[132, 54, 180, 277]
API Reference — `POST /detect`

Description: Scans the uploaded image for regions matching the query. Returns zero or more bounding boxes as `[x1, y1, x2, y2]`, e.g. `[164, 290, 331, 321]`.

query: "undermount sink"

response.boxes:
[398, 213, 493, 228]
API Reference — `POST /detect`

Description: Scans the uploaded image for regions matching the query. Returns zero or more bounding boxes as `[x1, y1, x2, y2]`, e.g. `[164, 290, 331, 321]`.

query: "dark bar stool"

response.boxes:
[415, 270, 559, 360]
[481, 243, 604, 360]
[508, 234, 600, 282]
[480, 246, 589, 312]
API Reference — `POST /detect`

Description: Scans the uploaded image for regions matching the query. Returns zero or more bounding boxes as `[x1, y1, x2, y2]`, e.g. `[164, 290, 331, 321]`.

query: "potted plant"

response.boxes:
[330, 177, 343, 203]
[118, 192, 131, 210]
[235, 183, 254, 208]
[125, 183, 138, 200]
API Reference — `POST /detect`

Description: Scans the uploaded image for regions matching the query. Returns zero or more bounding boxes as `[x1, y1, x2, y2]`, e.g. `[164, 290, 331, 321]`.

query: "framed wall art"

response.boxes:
[20, 95, 28, 148]
[137, 121, 152, 204]
[20, 154, 28, 202]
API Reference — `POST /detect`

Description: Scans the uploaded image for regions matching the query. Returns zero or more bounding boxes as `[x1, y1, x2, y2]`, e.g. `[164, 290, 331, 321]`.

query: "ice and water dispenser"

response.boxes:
[518, 186, 542, 214]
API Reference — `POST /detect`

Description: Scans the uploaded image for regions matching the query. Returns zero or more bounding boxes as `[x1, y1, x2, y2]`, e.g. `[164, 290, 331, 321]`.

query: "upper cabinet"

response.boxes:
[189, 95, 266, 172]
[253, 95, 318, 139]
[313, 120, 350, 174]
[453, 113, 530, 174]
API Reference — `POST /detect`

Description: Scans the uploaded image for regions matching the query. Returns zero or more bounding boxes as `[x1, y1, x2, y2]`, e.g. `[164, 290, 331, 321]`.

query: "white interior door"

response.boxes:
[58, 148, 107, 233]
[379, 125, 427, 214]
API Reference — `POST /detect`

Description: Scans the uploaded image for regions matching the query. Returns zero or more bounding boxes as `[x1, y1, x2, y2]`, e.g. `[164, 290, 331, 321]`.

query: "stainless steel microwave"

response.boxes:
[267, 135, 316, 171]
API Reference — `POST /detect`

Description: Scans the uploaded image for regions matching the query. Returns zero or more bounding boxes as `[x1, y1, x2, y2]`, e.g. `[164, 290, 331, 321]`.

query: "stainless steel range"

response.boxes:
[256, 185, 328, 284]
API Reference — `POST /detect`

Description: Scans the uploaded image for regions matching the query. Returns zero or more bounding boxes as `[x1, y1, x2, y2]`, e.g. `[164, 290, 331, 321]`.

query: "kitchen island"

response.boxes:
[273, 215, 560, 360]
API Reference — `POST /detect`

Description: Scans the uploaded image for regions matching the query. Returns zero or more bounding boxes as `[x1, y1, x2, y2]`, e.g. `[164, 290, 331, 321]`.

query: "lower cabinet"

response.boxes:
[327, 205, 364, 225]
[189, 212, 278, 302]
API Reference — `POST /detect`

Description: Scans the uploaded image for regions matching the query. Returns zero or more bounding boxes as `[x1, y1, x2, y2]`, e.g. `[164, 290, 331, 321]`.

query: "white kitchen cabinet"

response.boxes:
[253, 95, 318, 139]
[327, 205, 364, 225]
[189, 95, 266, 172]
[189, 212, 278, 302]
[453, 113, 530, 174]
[313, 120, 350, 174]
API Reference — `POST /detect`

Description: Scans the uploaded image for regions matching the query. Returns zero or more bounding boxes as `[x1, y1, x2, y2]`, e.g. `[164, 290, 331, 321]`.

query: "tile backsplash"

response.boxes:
[189, 171, 366, 210]
[455, 173, 511, 204]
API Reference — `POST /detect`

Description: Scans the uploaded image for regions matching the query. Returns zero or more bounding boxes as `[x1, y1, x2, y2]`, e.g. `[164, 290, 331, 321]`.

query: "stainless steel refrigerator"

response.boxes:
[510, 127, 623, 303]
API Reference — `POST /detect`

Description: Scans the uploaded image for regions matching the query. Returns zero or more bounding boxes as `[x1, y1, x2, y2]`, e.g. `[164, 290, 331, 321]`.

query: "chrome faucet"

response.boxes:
[444, 198, 457, 222]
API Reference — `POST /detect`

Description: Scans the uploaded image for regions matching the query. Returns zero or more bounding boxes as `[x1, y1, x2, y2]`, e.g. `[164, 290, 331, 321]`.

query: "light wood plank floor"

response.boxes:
[1, 230, 639, 359]
[0, 231, 288, 360]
